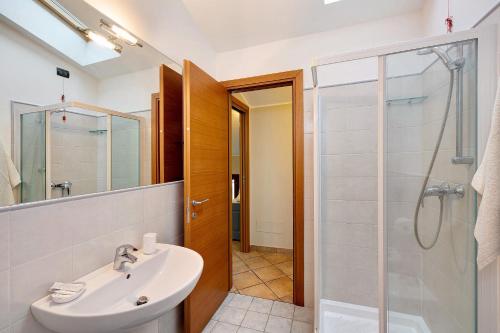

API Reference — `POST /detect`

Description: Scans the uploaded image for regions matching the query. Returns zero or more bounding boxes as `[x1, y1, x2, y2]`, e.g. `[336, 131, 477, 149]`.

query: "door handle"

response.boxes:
[192, 198, 209, 207]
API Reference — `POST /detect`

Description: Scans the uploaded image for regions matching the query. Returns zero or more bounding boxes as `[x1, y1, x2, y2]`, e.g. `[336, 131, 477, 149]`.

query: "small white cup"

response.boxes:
[143, 233, 157, 255]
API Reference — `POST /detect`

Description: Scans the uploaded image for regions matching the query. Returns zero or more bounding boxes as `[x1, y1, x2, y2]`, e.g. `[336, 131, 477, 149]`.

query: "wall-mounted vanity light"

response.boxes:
[100, 19, 143, 47]
[86, 30, 122, 53]
[37, 0, 122, 53]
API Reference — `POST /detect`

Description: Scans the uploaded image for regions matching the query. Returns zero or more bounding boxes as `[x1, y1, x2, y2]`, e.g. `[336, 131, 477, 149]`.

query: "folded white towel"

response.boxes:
[472, 77, 500, 271]
[49, 282, 86, 303]
[49, 282, 86, 293]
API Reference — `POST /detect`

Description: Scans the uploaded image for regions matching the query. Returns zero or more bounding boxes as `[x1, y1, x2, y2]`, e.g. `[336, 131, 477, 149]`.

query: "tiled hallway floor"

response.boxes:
[232, 241, 293, 303]
[202, 293, 313, 333]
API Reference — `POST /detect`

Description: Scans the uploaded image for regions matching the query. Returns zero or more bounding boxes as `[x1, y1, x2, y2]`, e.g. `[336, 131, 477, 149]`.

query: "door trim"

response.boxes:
[151, 93, 160, 184]
[230, 96, 250, 253]
[222, 69, 304, 306]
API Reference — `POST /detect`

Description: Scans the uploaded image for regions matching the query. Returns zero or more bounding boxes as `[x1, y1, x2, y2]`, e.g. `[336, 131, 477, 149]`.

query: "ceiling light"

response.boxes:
[100, 20, 143, 47]
[324, 0, 343, 4]
[86, 31, 121, 52]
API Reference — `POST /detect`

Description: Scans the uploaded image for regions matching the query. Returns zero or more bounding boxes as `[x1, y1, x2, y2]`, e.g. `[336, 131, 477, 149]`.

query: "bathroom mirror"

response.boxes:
[0, 0, 182, 208]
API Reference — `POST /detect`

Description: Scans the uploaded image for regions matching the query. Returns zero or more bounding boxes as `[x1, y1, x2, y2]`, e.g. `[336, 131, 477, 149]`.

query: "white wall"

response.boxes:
[0, 21, 98, 152]
[249, 104, 293, 250]
[216, 11, 425, 87]
[0, 182, 184, 333]
[97, 67, 159, 113]
[422, 0, 499, 36]
[84, 0, 217, 76]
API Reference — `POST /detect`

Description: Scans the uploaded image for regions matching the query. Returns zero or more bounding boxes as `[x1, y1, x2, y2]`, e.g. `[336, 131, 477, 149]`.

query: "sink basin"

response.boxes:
[31, 244, 203, 333]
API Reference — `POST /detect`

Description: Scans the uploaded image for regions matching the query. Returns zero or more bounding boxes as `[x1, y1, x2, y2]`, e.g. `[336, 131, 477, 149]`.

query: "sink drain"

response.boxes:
[136, 296, 149, 306]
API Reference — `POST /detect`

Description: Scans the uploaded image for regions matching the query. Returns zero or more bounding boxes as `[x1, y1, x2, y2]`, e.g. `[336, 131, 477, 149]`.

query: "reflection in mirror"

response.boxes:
[0, 0, 182, 208]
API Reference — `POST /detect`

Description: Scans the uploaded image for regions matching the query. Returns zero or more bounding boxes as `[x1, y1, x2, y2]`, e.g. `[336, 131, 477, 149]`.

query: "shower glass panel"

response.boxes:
[50, 110, 106, 198]
[317, 57, 379, 331]
[385, 40, 477, 333]
[20, 111, 45, 203]
[111, 116, 140, 190]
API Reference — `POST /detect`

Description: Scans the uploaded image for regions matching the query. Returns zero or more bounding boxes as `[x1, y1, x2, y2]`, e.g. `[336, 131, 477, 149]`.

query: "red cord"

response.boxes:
[445, 0, 453, 33]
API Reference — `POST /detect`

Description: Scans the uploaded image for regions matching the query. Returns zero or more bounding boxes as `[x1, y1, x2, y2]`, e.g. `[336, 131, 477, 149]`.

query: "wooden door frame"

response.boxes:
[151, 92, 160, 184]
[222, 69, 304, 306]
[230, 96, 250, 253]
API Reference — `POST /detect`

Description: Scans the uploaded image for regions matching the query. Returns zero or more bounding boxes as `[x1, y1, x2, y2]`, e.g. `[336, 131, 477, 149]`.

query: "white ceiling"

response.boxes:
[234, 86, 292, 108]
[182, 0, 424, 52]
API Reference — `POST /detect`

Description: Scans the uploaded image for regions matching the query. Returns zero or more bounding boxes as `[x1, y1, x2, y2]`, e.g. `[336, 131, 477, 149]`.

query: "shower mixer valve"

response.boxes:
[422, 183, 464, 206]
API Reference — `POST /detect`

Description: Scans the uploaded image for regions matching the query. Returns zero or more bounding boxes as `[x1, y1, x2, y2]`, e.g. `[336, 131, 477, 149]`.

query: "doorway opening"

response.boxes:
[224, 71, 304, 305]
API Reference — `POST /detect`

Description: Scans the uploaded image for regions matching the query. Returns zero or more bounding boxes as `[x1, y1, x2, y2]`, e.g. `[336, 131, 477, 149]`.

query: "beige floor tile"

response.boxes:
[293, 306, 313, 323]
[253, 265, 285, 282]
[266, 276, 293, 298]
[233, 254, 242, 263]
[280, 295, 293, 304]
[271, 301, 294, 318]
[266, 316, 292, 333]
[239, 283, 278, 300]
[275, 261, 293, 276]
[233, 271, 262, 290]
[241, 311, 269, 331]
[235, 250, 262, 261]
[253, 245, 277, 254]
[233, 261, 250, 274]
[245, 256, 272, 270]
[276, 248, 293, 255]
[291, 320, 313, 333]
[263, 253, 292, 265]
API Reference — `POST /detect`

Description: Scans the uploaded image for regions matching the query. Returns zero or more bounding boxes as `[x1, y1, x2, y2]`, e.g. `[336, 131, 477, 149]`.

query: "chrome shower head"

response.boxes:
[417, 47, 465, 70]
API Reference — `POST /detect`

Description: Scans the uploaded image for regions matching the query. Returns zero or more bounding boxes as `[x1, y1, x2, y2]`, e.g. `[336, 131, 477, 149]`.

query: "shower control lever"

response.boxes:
[51, 181, 72, 197]
[423, 183, 465, 199]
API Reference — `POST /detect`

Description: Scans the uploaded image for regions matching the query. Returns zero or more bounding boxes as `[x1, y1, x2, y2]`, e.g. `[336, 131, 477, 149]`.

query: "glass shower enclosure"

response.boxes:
[312, 27, 496, 333]
[14, 101, 145, 203]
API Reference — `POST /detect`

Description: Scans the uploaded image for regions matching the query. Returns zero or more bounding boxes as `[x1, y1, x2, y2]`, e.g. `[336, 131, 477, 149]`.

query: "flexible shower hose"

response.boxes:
[413, 69, 455, 250]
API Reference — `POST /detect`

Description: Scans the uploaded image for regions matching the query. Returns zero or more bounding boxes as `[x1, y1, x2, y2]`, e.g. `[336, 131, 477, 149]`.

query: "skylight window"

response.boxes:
[0, 0, 120, 66]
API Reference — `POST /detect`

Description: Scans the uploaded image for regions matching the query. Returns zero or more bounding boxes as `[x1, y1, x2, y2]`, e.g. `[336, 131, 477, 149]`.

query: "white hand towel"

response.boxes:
[472, 77, 500, 271]
[0, 141, 21, 206]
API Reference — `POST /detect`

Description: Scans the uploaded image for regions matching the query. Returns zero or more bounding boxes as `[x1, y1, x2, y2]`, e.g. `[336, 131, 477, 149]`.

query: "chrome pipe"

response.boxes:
[452, 44, 474, 164]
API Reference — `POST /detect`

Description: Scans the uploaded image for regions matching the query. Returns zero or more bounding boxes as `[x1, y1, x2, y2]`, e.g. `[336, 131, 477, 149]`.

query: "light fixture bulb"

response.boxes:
[87, 31, 116, 50]
[324, 0, 343, 4]
[110, 24, 138, 45]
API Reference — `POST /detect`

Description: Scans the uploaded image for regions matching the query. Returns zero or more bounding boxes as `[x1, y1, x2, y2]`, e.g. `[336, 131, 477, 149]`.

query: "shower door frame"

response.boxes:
[37, 101, 147, 199]
[312, 25, 497, 333]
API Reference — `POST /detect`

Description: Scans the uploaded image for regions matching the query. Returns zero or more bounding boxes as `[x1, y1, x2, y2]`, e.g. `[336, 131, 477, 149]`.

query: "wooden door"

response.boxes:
[183, 60, 230, 333]
[158, 64, 183, 183]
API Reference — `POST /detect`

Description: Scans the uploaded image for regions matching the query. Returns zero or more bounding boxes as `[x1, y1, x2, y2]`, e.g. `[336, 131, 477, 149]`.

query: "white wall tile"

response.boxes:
[2, 182, 184, 333]
[111, 190, 144, 230]
[0, 270, 9, 329]
[72, 231, 124, 279]
[10, 313, 54, 333]
[69, 196, 113, 245]
[10, 204, 73, 267]
[0, 213, 9, 271]
[10, 249, 73, 322]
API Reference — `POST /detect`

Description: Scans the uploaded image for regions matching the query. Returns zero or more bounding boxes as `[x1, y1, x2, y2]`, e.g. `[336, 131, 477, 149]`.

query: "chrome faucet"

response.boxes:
[113, 244, 138, 270]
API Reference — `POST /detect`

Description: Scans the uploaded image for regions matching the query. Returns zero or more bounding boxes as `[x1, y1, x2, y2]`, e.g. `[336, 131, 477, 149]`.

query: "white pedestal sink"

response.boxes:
[31, 244, 203, 333]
